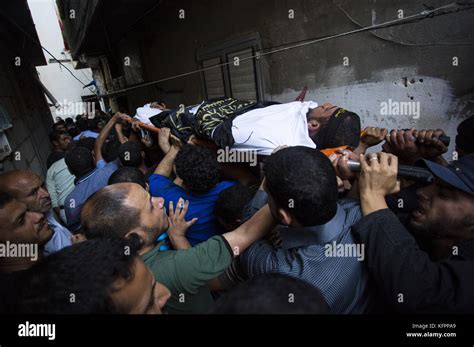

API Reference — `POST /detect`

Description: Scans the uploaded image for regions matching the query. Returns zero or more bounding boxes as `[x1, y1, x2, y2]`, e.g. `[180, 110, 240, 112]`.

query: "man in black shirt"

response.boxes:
[352, 152, 474, 313]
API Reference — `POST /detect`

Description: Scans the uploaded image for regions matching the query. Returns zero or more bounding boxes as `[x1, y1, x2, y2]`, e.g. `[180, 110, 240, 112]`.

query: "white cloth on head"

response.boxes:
[230, 101, 318, 155]
[134, 103, 163, 125]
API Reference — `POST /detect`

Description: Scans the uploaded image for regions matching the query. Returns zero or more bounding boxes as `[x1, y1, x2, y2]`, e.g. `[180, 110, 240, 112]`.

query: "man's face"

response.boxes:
[110, 257, 171, 314]
[307, 102, 338, 137]
[54, 134, 72, 151]
[124, 184, 169, 239]
[55, 124, 67, 132]
[97, 120, 105, 130]
[7, 173, 52, 213]
[410, 180, 474, 239]
[0, 199, 53, 245]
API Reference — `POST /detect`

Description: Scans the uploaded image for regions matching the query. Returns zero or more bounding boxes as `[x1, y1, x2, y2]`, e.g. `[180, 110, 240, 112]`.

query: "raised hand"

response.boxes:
[167, 199, 198, 240]
[359, 152, 400, 216]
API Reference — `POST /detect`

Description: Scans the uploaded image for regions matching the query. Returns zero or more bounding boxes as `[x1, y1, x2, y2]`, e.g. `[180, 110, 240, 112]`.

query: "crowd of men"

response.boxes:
[0, 101, 473, 314]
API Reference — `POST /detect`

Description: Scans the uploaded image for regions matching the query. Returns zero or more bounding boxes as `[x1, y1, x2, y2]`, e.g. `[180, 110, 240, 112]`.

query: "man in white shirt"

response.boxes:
[46, 158, 75, 224]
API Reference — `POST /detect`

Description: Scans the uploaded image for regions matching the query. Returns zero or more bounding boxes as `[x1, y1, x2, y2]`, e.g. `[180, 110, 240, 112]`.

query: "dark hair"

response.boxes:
[101, 139, 121, 163]
[208, 273, 329, 314]
[76, 137, 96, 151]
[81, 185, 141, 239]
[118, 141, 143, 168]
[215, 184, 257, 232]
[17, 238, 141, 314]
[65, 147, 94, 178]
[52, 120, 66, 130]
[315, 109, 361, 149]
[263, 146, 338, 226]
[88, 118, 100, 132]
[0, 190, 14, 209]
[75, 117, 89, 132]
[48, 130, 69, 144]
[456, 115, 474, 155]
[108, 167, 147, 189]
[174, 145, 221, 194]
[68, 127, 79, 138]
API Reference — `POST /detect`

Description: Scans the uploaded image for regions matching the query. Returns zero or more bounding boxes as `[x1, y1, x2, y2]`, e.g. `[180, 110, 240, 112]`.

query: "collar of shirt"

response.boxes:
[46, 211, 71, 235]
[278, 204, 345, 249]
[141, 239, 169, 262]
[44, 211, 72, 256]
[75, 169, 97, 185]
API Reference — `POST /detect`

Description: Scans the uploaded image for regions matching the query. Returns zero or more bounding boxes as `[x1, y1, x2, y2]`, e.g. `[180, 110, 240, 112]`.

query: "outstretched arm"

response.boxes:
[221, 205, 277, 256]
[94, 113, 130, 164]
[114, 122, 128, 144]
[154, 128, 182, 177]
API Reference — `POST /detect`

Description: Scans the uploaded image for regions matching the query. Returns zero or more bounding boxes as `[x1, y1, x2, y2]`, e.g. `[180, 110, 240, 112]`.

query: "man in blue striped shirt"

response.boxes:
[239, 147, 376, 313]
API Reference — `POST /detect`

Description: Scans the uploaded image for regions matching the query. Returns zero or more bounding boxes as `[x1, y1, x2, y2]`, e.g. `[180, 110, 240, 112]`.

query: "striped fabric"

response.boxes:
[240, 199, 375, 314]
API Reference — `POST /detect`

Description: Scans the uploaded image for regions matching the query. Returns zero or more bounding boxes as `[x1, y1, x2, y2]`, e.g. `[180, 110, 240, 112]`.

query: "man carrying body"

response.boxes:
[80, 180, 276, 314]
[352, 152, 474, 312]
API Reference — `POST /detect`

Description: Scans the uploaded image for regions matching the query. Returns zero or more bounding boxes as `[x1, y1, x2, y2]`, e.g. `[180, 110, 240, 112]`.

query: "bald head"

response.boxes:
[0, 171, 52, 213]
[81, 183, 168, 245]
[81, 183, 142, 239]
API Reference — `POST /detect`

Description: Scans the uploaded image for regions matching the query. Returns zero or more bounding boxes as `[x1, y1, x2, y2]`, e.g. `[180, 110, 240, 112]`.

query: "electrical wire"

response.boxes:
[332, 0, 474, 46]
[82, 1, 472, 100]
[0, 8, 98, 96]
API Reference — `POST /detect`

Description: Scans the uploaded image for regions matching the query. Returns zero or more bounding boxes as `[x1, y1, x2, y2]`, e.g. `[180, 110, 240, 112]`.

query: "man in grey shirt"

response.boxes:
[236, 147, 376, 313]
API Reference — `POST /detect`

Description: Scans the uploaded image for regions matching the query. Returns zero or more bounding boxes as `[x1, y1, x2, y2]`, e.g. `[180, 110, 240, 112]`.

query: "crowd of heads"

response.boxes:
[1, 101, 473, 315]
[52, 110, 108, 138]
[18, 237, 170, 314]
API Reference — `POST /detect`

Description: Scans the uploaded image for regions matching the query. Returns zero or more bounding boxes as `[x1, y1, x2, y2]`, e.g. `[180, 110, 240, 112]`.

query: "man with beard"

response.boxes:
[306, 102, 361, 150]
[351, 152, 474, 313]
[407, 155, 474, 260]
[80, 182, 276, 314]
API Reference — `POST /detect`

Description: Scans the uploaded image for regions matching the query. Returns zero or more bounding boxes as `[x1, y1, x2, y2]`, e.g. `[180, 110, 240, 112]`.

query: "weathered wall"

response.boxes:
[0, 41, 53, 178]
[112, 0, 473, 154]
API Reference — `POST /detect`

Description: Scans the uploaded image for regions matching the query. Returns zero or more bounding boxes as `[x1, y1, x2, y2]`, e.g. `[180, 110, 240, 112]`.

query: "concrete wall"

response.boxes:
[108, 0, 473, 155]
[0, 41, 54, 178]
[27, 0, 95, 121]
